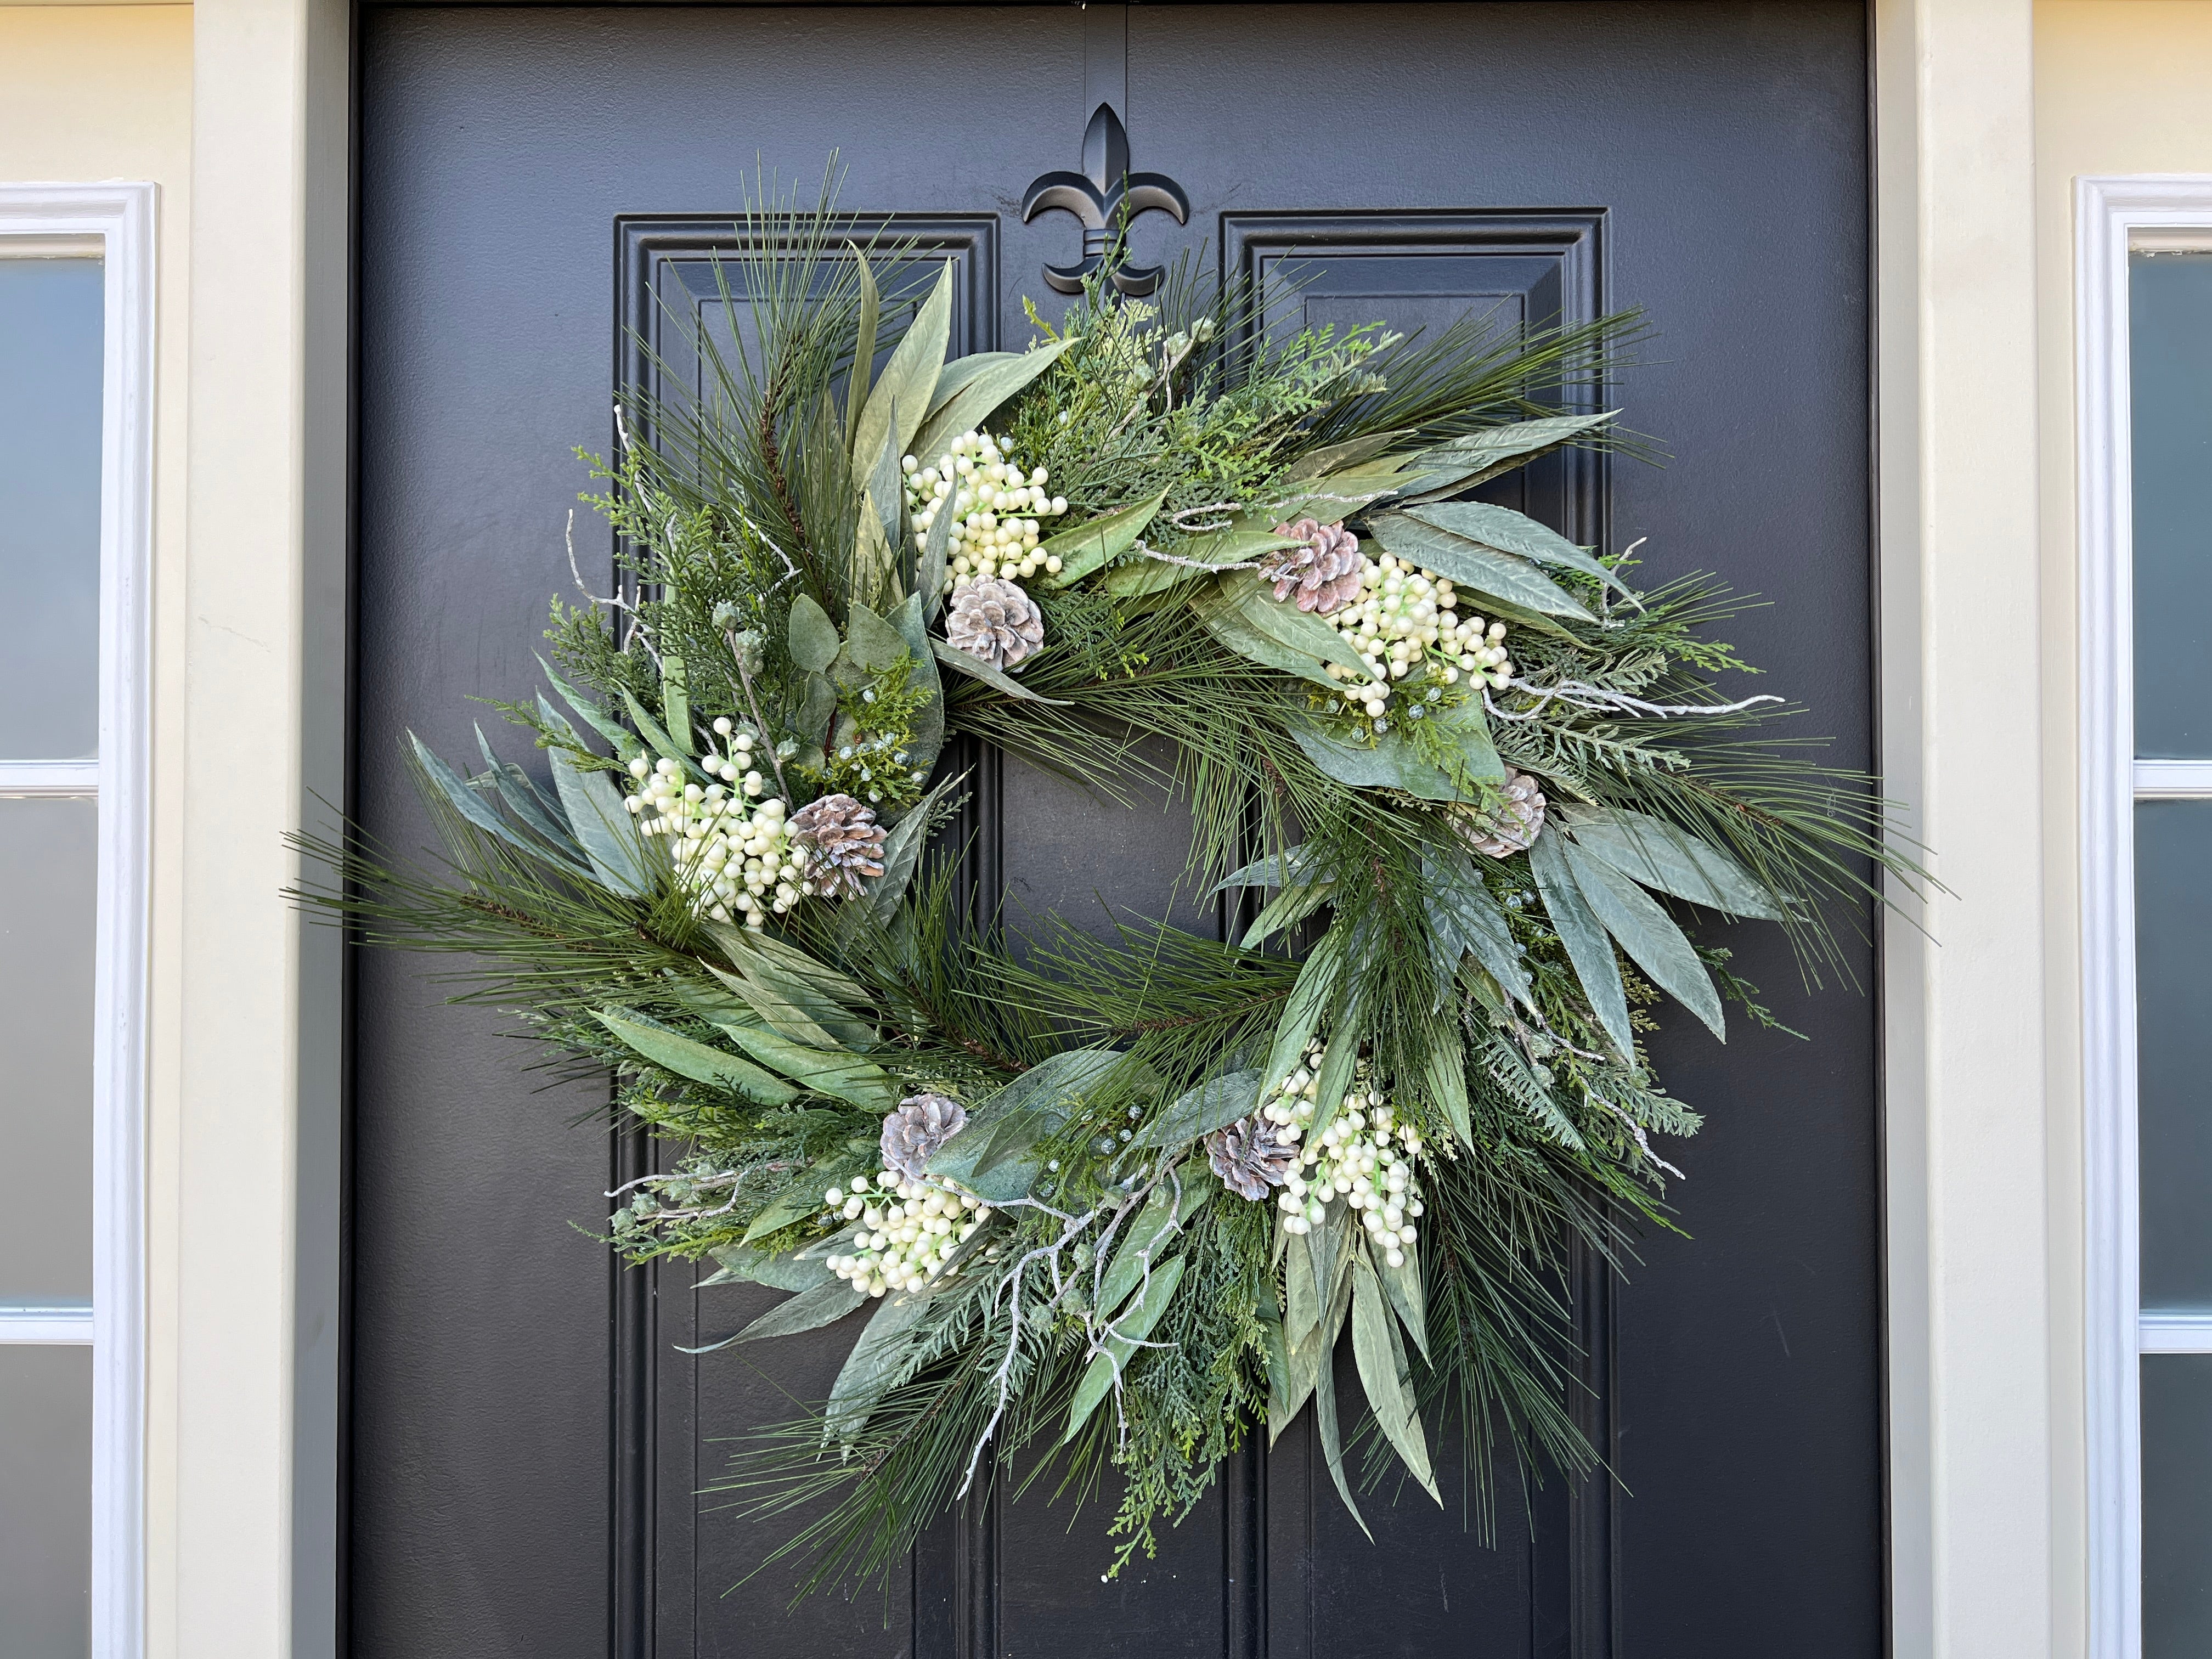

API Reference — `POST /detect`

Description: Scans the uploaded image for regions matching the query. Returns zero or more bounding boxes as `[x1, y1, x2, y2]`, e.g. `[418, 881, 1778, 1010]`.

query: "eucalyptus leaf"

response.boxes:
[1196, 574, 1374, 684]
[825, 1289, 937, 1444]
[929, 637, 1071, 704]
[1287, 720, 1460, 802]
[549, 755, 654, 897]
[844, 599, 911, 673]
[1132, 1070, 1263, 1148]
[680, 1278, 866, 1353]
[787, 594, 842, 674]
[1350, 1256, 1438, 1499]
[1040, 489, 1168, 588]
[851, 262, 951, 475]
[1563, 806, 1783, 919]
[1401, 498, 1630, 597]
[592, 1009, 798, 1104]
[1527, 827, 1633, 1059]
[1367, 512, 1594, 621]
[713, 1022, 900, 1110]
[1062, 1253, 1187, 1443]
[703, 1242, 837, 1294]
[1565, 840, 1725, 1040]
[910, 337, 1075, 466]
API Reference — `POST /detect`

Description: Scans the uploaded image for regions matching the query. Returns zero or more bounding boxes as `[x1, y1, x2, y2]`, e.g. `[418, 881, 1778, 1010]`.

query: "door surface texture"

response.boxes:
[352, 7, 1877, 1656]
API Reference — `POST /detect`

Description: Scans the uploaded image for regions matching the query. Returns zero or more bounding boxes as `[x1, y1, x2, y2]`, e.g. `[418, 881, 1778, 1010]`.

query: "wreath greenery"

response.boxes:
[304, 187, 1916, 1598]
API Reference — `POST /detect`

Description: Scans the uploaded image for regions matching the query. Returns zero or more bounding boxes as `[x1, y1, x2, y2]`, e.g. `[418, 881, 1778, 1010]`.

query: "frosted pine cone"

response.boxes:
[1454, 769, 1548, 859]
[945, 577, 1045, 670]
[1260, 517, 1363, 615]
[881, 1093, 968, 1184]
[1205, 1115, 1297, 1201]
[788, 793, 888, 900]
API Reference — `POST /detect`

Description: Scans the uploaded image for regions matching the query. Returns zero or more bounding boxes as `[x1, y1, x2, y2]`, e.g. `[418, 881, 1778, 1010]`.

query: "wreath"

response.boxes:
[308, 193, 1911, 1598]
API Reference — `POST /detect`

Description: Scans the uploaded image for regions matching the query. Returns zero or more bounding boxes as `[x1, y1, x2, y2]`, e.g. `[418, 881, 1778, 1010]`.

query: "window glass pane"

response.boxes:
[2137, 800, 2212, 1310]
[0, 257, 103, 761]
[0, 798, 95, 1306]
[2131, 251, 2212, 759]
[2145, 1354, 2212, 1656]
[0, 1344, 91, 1658]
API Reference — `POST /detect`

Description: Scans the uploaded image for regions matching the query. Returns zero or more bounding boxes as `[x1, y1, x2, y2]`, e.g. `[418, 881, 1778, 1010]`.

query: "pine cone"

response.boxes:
[1205, 1115, 1296, 1201]
[881, 1093, 968, 1184]
[1260, 517, 1363, 615]
[945, 577, 1045, 670]
[788, 793, 888, 900]
[1453, 769, 1548, 858]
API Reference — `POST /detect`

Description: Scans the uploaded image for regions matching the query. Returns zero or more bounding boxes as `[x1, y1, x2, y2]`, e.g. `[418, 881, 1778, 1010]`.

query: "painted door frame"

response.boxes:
[164, 2, 2058, 1657]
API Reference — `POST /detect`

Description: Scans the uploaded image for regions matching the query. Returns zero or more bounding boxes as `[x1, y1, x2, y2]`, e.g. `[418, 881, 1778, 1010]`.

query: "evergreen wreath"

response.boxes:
[303, 185, 1917, 1599]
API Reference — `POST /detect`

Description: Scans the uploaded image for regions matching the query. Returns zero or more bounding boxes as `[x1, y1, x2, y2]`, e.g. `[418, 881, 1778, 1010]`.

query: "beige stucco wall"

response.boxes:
[0, 7, 191, 1655]
[2034, 5, 2212, 1654]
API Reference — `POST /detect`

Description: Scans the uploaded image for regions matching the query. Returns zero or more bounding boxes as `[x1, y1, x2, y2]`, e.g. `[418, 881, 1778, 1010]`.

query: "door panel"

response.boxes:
[354, 7, 1875, 1656]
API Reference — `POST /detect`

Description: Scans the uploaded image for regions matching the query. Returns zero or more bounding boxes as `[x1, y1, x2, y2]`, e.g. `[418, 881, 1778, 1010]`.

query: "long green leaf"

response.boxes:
[1312, 1314, 1369, 1539]
[1565, 841, 1725, 1040]
[1040, 489, 1169, 588]
[1372, 1233, 1429, 1360]
[742, 1141, 881, 1243]
[1260, 937, 1343, 1107]
[844, 249, 881, 453]
[681, 1278, 866, 1352]
[702, 1242, 837, 1293]
[1397, 410, 1620, 501]
[851, 262, 951, 473]
[1400, 499, 1629, 596]
[1527, 827, 1633, 1058]
[1132, 1071, 1262, 1148]
[592, 1009, 798, 1103]
[619, 684, 687, 761]
[862, 770, 961, 919]
[910, 337, 1075, 466]
[713, 1022, 900, 1109]
[886, 591, 947, 771]
[1564, 806, 1784, 919]
[537, 657, 642, 763]
[1421, 1038, 1472, 1149]
[1351, 1255, 1438, 1499]
[825, 1289, 936, 1444]
[929, 637, 1071, 704]
[408, 733, 582, 875]
[1199, 573, 1374, 683]
[550, 755, 654, 897]
[1367, 511, 1593, 620]
[1287, 720, 1461, 802]
[1062, 1253, 1188, 1442]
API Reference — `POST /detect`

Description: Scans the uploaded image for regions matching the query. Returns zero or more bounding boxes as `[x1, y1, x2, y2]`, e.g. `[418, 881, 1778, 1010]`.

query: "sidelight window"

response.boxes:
[2080, 178, 2212, 1659]
[0, 184, 154, 1659]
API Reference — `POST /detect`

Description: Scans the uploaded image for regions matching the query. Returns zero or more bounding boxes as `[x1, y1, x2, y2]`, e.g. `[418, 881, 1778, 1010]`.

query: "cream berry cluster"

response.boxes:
[620, 718, 800, 928]
[819, 1169, 992, 1298]
[1318, 552, 1514, 731]
[1260, 1041, 1426, 1265]
[902, 430, 1069, 591]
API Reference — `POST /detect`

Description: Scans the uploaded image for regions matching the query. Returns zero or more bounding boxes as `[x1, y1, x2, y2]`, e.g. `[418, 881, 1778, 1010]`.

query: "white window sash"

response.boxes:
[0, 181, 156, 1659]
[2078, 173, 2212, 1659]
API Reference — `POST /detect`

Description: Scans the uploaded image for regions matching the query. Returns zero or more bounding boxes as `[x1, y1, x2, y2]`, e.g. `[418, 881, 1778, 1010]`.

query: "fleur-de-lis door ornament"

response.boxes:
[1022, 103, 1190, 296]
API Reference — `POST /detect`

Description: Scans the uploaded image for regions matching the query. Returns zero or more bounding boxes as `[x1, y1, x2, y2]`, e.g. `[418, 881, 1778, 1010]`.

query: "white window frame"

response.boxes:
[0, 182, 155, 1659]
[2079, 173, 2212, 1659]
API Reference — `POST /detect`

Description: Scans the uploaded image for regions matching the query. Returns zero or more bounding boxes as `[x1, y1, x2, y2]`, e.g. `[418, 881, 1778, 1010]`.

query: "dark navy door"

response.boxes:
[353, 6, 1878, 1655]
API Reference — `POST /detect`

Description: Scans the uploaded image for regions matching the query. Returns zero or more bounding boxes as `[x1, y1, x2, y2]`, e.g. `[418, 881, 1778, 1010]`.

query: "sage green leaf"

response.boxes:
[681, 1278, 866, 1352]
[883, 591, 946, 778]
[1280, 430, 1410, 481]
[862, 770, 961, 919]
[1528, 827, 1633, 1058]
[1422, 843, 1533, 1008]
[1421, 1038, 1472, 1150]
[1367, 511, 1594, 620]
[742, 1139, 880, 1243]
[911, 337, 1075, 467]
[1040, 488, 1169, 587]
[550, 755, 654, 897]
[1282, 1216, 1321, 1354]
[797, 670, 837, 748]
[1372, 1233, 1429, 1360]
[844, 599, 911, 673]
[1195, 573, 1374, 685]
[1239, 882, 1334, 950]
[1189, 595, 1336, 691]
[1133, 1071, 1263, 1149]
[861, 420, 907, 583]
[660, 656, 691, 751]
[1094, 1176, 1211, 1318]
[703, 963, 844, 1050]
[1564, 806, 1784, 919]
[926, 351, 1017, 418]
[592, 1009, 797, 1103]
[713, 1023, 900, 1110]
[1258, 1273, 1293, 1424]
[1401, 499, 1629, 597]
[1207, 846, 1318, 896]
[825, 1289, 936, 1444]
[787, 594, 842, 674]
[929, 637, 1071, 703]
[706, 921, 871, 1009]
[1100, 525, 1302, 597]
[958, 1047, 1135, 1177]
[916, 482, 955, 623]
[619, 685, 687, 761]
[1062, 1253, 1187, 1443]
[1260, 936, 1344, 1110]
[1424, 696, 1506, 788]
[851, 262, 951, 473]
[1312, 1323, 1370, 1539]
[537, 657, 642, 763]
[1565, 841, 1725, 1040]
[1398, 410, 1620, 499]
[1288, 720, 1460, 802]
[1351, 1256, 1438, 1499]
[473, 726, 575, 849]
[702, 1242, 836, 1294]
[1306, 1011, 1363, 1141]
[844, 249, 881, 452]
[408, 733, 579, 873]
